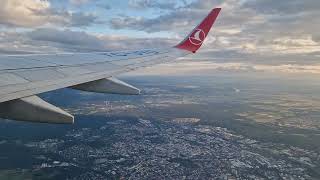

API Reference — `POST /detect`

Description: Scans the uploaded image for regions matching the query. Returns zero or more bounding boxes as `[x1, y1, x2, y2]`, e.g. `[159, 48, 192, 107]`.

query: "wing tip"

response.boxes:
[175, 7, 222, 53]
[212, 7, 222, 11]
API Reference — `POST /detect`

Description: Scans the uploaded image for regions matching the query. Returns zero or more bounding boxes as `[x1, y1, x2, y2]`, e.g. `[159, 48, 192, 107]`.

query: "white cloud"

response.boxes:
[0, 0, 98, 28]
[70, 0, 91, 5]
[128, 0, 178, 10]
[0, 0, 51, 27]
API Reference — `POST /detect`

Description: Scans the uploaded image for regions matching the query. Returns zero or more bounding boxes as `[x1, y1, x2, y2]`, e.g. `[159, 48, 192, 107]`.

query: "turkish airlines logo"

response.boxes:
[189, 29, 206, 46]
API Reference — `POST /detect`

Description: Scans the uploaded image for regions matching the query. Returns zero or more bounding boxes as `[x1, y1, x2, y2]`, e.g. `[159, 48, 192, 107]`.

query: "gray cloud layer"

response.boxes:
[128, 0, 179, 10]
[0, 28, 176, 53]
[110, 0, 320, 55]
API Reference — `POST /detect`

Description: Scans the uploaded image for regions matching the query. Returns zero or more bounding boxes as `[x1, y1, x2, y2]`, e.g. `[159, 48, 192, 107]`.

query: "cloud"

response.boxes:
[128, 0, 178, 10]
[243, 0, 320, 15]
[110, 9, 215, 33]
[0, 28, 176, 53]
[1, 0, 320, 62]
[109, 0, 320, 55]
[128, 60, 320, 76]
[0, 0, 51, 27]
[0, 0, 99, 28]
[97, 35, 175, 50]
[109, 0, 268, 56]
[28, 28, 105, 51]
[64, 12, 99, 27]
[111, 0, 251, 33]
[100, 4, 112, 10]
[70, 0, 91, 5]
[0, 31, 61, 53]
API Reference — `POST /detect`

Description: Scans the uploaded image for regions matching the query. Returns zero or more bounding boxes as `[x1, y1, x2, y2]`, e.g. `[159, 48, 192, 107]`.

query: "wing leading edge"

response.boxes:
[0, 8, 222, 124]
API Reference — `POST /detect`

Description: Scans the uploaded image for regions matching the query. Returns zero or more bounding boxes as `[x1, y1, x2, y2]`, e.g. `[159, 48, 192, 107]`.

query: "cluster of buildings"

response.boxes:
[22, 117, 318, 179]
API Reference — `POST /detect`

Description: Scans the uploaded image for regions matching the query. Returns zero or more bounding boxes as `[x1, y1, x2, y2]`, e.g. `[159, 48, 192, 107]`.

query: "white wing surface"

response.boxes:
[0, 8, 221, 124]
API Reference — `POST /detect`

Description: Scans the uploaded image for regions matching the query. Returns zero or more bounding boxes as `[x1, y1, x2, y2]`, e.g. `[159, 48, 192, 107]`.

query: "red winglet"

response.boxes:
[175, 8, 221, 53]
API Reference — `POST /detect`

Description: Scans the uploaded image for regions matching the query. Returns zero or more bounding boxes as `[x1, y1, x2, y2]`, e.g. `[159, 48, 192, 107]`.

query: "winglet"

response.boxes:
[175, 8, 221, 53]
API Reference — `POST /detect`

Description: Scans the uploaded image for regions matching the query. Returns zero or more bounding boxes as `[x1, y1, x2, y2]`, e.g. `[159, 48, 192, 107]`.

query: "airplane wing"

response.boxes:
[0, 8, 221, 124]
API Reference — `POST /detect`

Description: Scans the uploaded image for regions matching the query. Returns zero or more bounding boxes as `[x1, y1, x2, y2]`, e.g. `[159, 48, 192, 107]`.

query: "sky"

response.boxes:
[1, 0, 320, 75]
